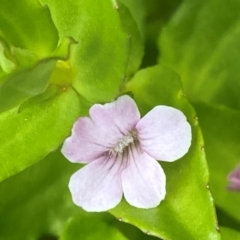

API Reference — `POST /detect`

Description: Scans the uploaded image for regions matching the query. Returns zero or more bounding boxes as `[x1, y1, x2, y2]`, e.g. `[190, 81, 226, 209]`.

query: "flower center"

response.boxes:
[110, 130, 137, 154]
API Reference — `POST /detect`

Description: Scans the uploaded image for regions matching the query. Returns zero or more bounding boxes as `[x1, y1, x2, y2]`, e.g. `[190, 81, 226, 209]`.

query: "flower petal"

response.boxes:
[61, 117, 122, 163]
[62, 95, 140, 163]
[69, 155, 123, 212]
[90, 95, 140, 135]
[136, 106, 191, 162]
[227, 166, 240, 191]
[121, 145, 166, 208]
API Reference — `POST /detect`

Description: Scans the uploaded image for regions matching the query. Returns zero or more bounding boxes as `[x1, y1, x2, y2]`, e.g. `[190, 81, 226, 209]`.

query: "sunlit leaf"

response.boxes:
[40, 0, 143, 102]
[0, 0, 58, 59]
[110, 66, 220, 240]
[0, 88, 80, 182]
[0, 41, 15, 74]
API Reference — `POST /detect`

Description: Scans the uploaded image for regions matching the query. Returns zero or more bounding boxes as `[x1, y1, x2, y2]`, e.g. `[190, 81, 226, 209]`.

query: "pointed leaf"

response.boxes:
[116, 1, 144, 77]
[0, 41, 15, 74]
[18, 84, 61, 112]
[0, 59, 56, 113]
[0, 88, 80, 182]
[193, 102, 240, 224]
[110, 66, 220, 240]
[0, 0, 58, 59]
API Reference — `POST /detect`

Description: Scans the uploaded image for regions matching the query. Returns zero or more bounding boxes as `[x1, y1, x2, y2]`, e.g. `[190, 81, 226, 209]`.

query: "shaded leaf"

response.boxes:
[159, 0, 240, 110]
[216, 207, 240, 231]
[18, 84, 61, 112]
[0, 150, 79, 240]
[60, 214, 128, 240]
[0, 59, 56, 113]
[117, 1, 144, 78]
[0, 149, 159, 240]
[221, 227, 240, 240]
[60, 212, 160, 240]
[119, 0, 146, 39]
[193, 102, 240, 225]
[141, 0, 183, 68]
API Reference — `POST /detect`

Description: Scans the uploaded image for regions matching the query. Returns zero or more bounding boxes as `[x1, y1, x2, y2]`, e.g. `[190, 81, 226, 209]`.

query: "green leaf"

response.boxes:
[10, 46, 38, 68]
[40, 0, 143, 102]
[193, 102, 240, 225]
[116, 1, 144, 78]
[18, 84, 61, 112]
[53, 37, 77, 60]
[60, 212, 160, 240]
[216, 207, 240, 231]
[119, 0, 146, 39]
[60, 214, 128, 240]
[0, 41, 15, 74]
[221, 227, 240, 240]
[0, 150, 79, 240]
[159, 0, 240, 109]
[0, 149, 159, 240]
[0, 87, 80, 182]
[0, 59, 56, 113]
[0, 0, 58, 59]
[110, 66, 220, 240]
[141, 0, 183, 68]
[0, 39, 40, 77]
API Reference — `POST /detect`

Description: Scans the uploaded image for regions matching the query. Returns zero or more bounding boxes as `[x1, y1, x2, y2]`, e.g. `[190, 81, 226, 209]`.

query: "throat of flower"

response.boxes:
[110, 130, 137, 155]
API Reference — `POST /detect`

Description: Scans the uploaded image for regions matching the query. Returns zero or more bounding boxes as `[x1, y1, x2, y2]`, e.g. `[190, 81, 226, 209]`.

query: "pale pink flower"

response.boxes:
[227, 165, 240, 191]
[61, 95, 192, 212]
